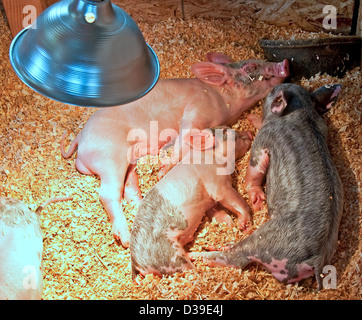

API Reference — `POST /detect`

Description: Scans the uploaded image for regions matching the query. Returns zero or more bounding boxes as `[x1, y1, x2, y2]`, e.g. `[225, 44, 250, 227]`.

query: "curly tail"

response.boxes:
[60, 130, 79, 159]
[35, 196, 73, 214]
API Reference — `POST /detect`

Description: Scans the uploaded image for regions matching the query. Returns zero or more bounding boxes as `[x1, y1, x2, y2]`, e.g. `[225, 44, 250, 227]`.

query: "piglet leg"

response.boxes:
[218, 187, 251, 230]
[245, 149, 269, 212]
[123, 165, 143, 205]
[98, 164, 130, 248]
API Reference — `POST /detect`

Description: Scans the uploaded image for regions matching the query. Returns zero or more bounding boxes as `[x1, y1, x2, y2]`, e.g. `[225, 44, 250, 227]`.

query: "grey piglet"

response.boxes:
[191, 83, 343, 290]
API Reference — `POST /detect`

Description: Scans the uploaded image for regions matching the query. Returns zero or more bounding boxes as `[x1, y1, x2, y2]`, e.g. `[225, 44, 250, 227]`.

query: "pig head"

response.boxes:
[60, 52, 288, 248]
[199, 52, 289, 103]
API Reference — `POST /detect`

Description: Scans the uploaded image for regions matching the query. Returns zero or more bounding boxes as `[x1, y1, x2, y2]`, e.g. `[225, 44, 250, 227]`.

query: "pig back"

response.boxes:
[255, 113, 343, 261]
[0, 198, 43, 300]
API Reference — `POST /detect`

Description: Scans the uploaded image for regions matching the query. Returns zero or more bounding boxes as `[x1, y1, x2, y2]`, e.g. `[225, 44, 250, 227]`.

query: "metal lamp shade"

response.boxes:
[9, 0, 160, 107]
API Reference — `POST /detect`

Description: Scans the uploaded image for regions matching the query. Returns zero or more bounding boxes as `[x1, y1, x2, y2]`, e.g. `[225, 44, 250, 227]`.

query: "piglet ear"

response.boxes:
[183, 129, 215, 151]
[311, 84, 342, 114]
[271, 90, 288, 116]
[206, 52, 235, 64]
[191, 62, 229, 86]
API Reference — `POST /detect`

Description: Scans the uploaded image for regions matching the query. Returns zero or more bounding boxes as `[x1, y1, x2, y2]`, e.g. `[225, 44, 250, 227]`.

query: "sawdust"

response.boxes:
[0, 0, 361, 300]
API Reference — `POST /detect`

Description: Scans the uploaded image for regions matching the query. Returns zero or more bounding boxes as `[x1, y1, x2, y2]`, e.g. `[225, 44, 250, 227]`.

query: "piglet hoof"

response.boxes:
[242, 223, 253, 236]
[114, 234, 130, 248]
[121, 238, 130, 248]
[249, 187, 266, 212]
[112, 224, 130, 248]
[237, 217, 252, 233]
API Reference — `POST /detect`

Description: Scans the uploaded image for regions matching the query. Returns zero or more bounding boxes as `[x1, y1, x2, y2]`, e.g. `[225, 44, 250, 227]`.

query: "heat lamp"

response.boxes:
[9, 0, 160, 107]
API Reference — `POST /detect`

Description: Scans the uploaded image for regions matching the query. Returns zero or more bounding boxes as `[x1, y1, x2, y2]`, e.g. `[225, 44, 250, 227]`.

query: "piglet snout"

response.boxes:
[266, 59, 289, 78]
[278, 59, 289, 77]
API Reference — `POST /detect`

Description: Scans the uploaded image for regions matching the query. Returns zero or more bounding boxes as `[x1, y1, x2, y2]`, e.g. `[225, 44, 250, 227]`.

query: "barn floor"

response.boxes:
[0, 1, 361, 300]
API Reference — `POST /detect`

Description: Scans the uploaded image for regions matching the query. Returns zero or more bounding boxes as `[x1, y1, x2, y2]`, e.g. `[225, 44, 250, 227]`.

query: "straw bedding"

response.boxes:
[0, 0, 360, 299]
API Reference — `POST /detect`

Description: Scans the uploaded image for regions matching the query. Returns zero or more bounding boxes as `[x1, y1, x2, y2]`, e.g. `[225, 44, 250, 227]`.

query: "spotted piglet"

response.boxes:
[130, 127, 252, 278]
[190, 83, 343, 290]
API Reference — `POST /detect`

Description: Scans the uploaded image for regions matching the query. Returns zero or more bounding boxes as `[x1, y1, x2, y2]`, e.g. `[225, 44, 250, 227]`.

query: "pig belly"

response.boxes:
[173, 210, 208, 247]
[0, 226, 43, 300]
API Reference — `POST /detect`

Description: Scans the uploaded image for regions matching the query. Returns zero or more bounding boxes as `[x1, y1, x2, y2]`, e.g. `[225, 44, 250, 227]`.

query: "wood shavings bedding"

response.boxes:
[1, 0, 360, 300]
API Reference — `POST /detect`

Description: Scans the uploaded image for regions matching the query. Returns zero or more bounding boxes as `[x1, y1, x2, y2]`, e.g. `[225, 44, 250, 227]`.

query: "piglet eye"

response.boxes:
[248, 63, 257, 71]
[242, 63, 257, 74]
